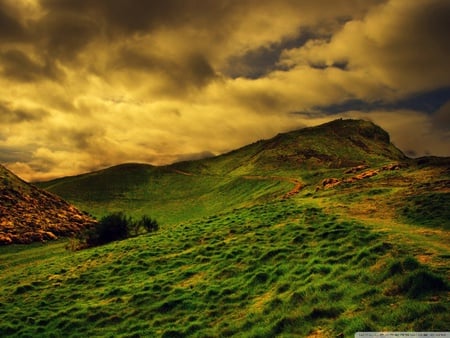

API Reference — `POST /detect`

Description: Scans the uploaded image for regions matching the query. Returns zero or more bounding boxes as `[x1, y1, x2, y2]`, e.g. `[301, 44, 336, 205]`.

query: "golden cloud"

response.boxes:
[0, 0, 448, 180]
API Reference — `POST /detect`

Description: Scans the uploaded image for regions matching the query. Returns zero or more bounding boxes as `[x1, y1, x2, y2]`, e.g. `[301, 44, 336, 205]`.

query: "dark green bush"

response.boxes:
[138, 215, 159, 233]
[86, 213, 130, 247]
[70, 213, 159, 250]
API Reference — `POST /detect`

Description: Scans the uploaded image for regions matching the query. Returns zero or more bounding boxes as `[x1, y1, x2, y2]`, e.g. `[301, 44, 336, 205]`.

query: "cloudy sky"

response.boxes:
[1, 0, 449, 181]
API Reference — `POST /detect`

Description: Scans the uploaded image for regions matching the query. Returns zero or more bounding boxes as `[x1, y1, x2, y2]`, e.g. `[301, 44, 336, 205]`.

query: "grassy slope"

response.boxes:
[2, 119, 449, 336]
[36, 119, 406, 224]
[0, 198, 448, 337]
[37, 163, 292, 224]
[2, 163, 449, 337]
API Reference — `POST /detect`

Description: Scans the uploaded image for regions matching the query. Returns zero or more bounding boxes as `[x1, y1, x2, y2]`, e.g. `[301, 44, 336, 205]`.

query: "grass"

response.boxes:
[401, 192, 450, 229]
[35, 119, 407, 224]
[1, 199, 448, 337]
[37, 165, 293, 224]
[3, 119, 449, 336]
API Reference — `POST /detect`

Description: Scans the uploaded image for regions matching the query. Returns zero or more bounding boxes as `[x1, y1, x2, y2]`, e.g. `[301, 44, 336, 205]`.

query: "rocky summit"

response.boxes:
[0, 165, 95, 245]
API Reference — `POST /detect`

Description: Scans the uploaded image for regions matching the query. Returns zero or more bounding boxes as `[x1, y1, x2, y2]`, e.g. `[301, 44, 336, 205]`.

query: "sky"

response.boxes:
[1, 0, 449, 181]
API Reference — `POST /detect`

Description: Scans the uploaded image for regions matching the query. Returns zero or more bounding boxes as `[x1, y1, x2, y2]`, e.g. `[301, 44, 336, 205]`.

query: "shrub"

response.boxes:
[86, 212, 130, 247]
[138, 215, 159, 233]
[70, 213, 159, 250]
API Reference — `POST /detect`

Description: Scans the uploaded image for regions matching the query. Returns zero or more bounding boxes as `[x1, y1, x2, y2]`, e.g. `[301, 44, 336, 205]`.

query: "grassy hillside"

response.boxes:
[170, 119, 406, 177]
[2, 119, 449, 336]
[37, 119, 407, 224]
[37, 163, 293, 224]
[1, 198, 448, 336]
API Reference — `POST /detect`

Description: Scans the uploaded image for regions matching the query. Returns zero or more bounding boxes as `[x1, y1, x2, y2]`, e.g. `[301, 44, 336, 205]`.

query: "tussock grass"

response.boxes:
[1, 200, 448, 337]
[401, 192, 450, 229]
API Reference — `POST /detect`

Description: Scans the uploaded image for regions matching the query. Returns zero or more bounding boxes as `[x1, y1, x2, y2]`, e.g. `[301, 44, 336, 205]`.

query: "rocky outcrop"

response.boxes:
[344, 164, 369, 174]
[0, 165, 96, 244]
[321, 178, 341, 189]
[319, 163, 408, 190]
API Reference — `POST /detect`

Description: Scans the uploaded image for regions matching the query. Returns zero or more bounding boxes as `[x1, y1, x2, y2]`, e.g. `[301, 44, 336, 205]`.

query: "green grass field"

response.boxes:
[36, 119, 407, 224]
[2, 120, 449, 337]
[39, 165, 293, 224]
[1, 196, 448, 337]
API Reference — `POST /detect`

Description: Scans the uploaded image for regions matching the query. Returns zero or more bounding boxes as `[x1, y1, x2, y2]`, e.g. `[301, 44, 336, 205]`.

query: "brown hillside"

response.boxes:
[0, 164, 95, 245]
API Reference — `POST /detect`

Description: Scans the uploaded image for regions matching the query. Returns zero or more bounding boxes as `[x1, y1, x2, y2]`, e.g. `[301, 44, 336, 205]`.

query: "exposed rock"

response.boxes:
[320, 166, 385, 190]
[0, 164, 96, 245]
[381, 162, 409, 171]
[354, 170, 379, 180]
[344, 164, 369, 174]
[0, 233, 13, 245]
[322, 178, 341, 189]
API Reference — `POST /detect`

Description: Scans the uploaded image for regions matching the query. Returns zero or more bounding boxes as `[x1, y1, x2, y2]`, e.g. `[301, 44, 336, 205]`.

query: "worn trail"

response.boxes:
[242, 175, 303, 199]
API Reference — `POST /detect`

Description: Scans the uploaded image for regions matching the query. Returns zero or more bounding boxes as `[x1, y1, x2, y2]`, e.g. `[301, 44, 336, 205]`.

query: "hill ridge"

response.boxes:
[33, 118, 416, 225]
[169, 118, 407, 177]
[37, 118, 406, 183]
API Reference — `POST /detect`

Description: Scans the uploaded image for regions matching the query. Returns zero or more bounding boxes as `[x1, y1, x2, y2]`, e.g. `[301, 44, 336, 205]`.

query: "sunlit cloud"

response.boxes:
[0, 0, 448, 180]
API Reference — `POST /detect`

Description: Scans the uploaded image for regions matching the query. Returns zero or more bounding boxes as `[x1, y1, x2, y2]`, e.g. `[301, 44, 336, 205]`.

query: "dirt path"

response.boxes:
[170, 169, 304, 200]
[243, 175, 303, 199]
[170, 169, 195, 176]
[282, 178, 303, 199]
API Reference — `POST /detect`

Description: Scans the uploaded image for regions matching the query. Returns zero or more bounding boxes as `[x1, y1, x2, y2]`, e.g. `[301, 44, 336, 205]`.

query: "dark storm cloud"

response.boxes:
[224, 29, 328, 79]
[40, 0, 237, 36]
[310, 88, 450, 115]
[0, 101, 48, 123]
[186, 54, 217, 87]
[309, 60, 348, 71]
[0, 2, 27, 41]
[432, 101, 450, 132]
[36, 11, 100, 60]
[353, 0, 449, 91]
[398, 88, 450, 114]
[114, 47, 217, 92]
[65, 129, 102, 151]
[113, 48, 163, 73]
[383, 0, 450, 67]
[0, 146, 33, 163]
[44, 126, 106, 152]
[0, 49, 62, 82]
[408, 0, 450, 50]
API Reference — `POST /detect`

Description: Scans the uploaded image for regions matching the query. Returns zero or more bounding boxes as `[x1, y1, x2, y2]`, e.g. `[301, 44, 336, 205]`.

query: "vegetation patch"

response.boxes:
[1, 120, 449, 336]
[400, 192, 450, 229]
[70, 212, 159, 249]
[1, 200, 448, 337]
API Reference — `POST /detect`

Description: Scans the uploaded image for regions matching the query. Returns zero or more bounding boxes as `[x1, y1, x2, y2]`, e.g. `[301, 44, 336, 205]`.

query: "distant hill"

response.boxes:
[170, 118, 407, 175]
[36, 119, 410, 223]
[0, 164, 95, 244]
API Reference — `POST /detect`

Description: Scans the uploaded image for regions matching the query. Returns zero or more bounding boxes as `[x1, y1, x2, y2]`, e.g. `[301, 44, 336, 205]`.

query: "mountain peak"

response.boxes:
[311, 118, 391, 143]
[165, 119, 407, 180]
[207, 118, 406, 174]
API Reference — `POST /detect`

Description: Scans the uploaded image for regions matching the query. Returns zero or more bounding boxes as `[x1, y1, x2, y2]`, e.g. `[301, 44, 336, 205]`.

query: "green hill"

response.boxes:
[36, 119, 407, 224]
[36, 162, 292, 224]
[170, 118, 406, 176]
[1, 187, 448, 336]
[2, 118, 449, 336]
